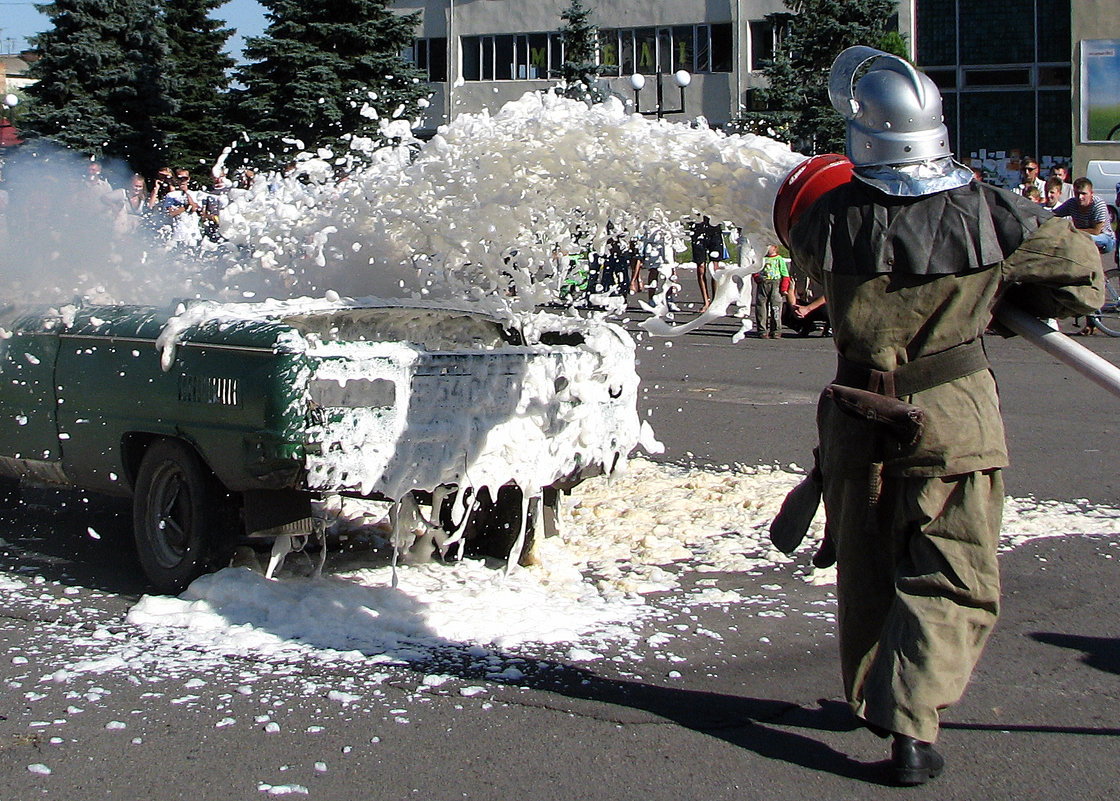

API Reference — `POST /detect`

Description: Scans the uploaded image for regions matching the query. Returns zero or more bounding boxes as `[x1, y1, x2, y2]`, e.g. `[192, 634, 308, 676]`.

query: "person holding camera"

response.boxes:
[147, 166, 173, 210]
[161, 169, 203, 249]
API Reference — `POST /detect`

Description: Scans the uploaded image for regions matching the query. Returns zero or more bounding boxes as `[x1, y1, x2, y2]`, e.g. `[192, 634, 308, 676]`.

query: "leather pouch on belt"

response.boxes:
[823, 383, 926, 447]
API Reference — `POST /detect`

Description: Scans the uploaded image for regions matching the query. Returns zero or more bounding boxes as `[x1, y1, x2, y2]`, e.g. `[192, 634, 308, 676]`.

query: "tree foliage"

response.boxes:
[556, 0, 604, 103]
[160, 0, 236, 169]
[233, 0, 428, 165]
[738, 0, 908, 154]
[23, 0, 175, 175]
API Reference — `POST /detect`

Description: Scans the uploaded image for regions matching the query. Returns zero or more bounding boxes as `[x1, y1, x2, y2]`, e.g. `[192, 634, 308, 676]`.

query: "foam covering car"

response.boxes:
[0, 297, 644, 593]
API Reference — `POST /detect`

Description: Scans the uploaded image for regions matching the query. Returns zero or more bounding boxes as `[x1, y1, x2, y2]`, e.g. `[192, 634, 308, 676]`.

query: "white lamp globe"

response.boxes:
[673, 70, 692, 88]
[628, 73, 646, 91]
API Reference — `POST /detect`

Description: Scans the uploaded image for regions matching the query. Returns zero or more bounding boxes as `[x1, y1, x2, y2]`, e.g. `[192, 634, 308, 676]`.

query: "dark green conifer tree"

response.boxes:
[556, 0, 604, 103]
[737, 0, 906, 154]
[23, 0, 174, 174]
[233, 0, 427, 165]
[160, 0, 236, 171]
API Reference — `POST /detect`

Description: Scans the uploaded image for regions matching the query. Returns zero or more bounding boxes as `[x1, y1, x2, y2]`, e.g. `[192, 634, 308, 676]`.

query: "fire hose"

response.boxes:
[991, 303, 1120, 399]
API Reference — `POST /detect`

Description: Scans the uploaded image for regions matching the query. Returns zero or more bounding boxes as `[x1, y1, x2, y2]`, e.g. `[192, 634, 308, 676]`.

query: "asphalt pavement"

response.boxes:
[1, 295, 1119, 801]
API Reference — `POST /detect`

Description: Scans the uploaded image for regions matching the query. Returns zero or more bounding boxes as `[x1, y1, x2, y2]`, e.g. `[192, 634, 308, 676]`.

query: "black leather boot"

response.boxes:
[891, 734, 945, 786]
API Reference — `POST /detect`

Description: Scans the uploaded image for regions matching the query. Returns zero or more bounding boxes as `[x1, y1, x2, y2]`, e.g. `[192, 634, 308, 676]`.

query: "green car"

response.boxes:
[0, 298, 642, 593]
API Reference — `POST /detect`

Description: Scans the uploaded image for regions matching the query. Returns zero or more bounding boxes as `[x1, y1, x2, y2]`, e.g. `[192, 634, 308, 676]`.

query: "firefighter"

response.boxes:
[786, 47, 1103, 785]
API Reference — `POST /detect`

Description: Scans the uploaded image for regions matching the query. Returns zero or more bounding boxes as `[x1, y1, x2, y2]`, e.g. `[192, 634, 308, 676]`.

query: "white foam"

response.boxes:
[1, 91, 804, 314]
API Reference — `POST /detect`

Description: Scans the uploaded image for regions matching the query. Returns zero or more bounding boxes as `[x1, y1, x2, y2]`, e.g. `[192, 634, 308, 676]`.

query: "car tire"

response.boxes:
[0, 476, 21, 510]
[132, 439, 236, 594]
[455, 484, 525, 560]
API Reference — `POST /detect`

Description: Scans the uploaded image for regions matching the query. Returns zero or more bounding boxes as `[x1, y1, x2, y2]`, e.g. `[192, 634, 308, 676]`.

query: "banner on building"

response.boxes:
[1081, 39, 1120, 143]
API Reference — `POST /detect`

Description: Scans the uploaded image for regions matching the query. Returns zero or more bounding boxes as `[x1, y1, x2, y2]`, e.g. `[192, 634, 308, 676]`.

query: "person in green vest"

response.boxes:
[753, 244, 790, 338]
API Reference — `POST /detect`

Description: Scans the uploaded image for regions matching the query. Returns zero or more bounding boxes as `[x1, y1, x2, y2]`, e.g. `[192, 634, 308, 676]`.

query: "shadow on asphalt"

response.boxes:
[0, 487, 147, 598]
[12, 488, 1119, 783]
[0, 512, 892, 783]
[470, 660, 898, 785]
[1030, 632, 1120, 676]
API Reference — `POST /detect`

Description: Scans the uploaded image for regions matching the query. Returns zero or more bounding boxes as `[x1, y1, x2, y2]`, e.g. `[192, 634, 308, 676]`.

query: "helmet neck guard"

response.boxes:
[854, 156, 974, 197]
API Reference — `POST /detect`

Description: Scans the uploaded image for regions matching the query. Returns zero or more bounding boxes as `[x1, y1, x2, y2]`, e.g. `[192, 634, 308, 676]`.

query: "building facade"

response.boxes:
[392, 0, 857, 133]
[1069, 0, 1120, 176]
[1, 50, 35, 95]
[913, 0, 1073, 169]
[394, 1, 1117, 183]
[909, 0, 1120, 181]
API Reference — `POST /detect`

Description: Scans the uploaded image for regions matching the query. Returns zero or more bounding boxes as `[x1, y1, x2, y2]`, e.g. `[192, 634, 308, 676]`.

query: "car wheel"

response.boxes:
[457, 484, 527, 560]
[132, 439, 235, 594]
[0, 476, 21, 510]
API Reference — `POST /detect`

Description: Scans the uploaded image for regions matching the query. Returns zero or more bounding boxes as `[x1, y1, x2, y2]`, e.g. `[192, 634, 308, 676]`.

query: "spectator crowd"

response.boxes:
[0, 156, 257, 265]
[2, 154, 1114, 333]
[568, 158, 1116, 341]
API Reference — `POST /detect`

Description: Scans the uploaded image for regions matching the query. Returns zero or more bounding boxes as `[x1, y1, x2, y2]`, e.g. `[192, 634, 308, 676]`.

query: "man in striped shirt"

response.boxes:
[1053, 177, 1117, 253]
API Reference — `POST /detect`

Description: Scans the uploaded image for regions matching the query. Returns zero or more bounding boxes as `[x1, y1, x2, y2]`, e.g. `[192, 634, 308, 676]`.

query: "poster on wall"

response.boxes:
[1081, 39, 1120, 143]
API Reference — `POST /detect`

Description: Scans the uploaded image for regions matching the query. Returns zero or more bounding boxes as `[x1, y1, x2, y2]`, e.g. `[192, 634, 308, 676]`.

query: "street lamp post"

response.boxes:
[629, 70, 691, 119]
[447, 0, 455, 127]
[1, 93, 20, 149]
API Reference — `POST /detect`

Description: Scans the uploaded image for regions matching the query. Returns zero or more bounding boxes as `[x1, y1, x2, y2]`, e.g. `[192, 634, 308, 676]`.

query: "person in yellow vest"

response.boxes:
[753, 244, 790, 338]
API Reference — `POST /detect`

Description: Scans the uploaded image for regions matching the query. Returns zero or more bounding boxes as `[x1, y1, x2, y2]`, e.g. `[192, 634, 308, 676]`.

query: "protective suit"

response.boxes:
[788, 48, 1104, 750]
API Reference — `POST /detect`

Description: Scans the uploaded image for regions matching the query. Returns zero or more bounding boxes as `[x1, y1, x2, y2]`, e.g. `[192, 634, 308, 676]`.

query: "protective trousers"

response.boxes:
[822, 468, 1003, 743]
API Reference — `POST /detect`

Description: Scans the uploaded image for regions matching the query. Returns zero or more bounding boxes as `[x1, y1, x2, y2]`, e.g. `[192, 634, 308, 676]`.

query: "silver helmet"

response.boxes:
[829, 46, 951, 168]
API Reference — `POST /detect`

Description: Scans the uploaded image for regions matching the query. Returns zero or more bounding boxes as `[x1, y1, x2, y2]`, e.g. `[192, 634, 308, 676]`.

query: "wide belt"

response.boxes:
[834, 339, 989, 398]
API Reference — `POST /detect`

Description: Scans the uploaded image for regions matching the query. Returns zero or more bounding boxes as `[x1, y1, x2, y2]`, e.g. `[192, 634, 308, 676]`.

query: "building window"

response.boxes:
[749, 20, 775, 71]
[916, 0, 959, 67]
[482, 37, 494, 80]
[527, 33, 549, 80]
[923, 67, 956, 90]
[634, 28, 657, 74]
[461, 33, 565, 81]
[600, 29, 620, 76]
[460, 23, 734, 83]
[1037, 89, 1072, 157]
[549, 33, 563, 75]
[962, 68, 1031, 88]
[1036, 0, 1072, 63]
[1038, 65, 1071, 87]
[409, 38, 448, 83]
[710, 23, 732, 72]
[960, 0, 1035, 65]
[696, 26, 710, 73]
[916, 0, 1073, 161]
[672, 26, 694, 73]
[495, 35, 514, 80]
[918, 0, 1072, 68]
[462, 36, 481, 81]
[959, 90, 1035, 150]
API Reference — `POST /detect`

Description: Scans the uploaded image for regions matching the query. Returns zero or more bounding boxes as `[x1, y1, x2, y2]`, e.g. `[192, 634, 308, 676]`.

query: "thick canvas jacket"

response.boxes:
[790, 179, 1103, 478]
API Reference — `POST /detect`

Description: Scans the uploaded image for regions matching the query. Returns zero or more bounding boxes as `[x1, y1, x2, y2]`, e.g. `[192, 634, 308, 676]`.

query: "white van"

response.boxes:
[1085, 160, 1120, 222]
